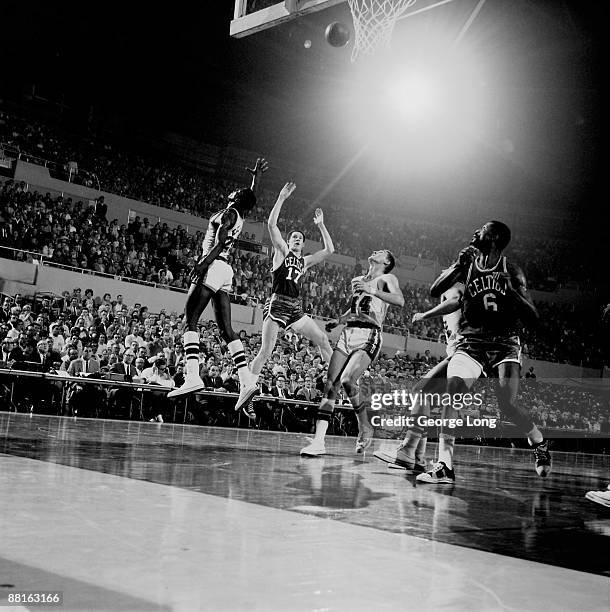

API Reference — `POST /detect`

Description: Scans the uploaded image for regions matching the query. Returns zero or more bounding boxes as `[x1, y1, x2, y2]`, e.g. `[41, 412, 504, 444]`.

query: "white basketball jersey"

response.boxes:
[348, 275, 389, 329]
[201, 207, 243, 260]
[441, 282, 465, 357]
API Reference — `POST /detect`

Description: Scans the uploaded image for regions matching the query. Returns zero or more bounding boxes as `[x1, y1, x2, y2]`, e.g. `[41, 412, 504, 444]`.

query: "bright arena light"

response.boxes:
[384, 73, 441, 121]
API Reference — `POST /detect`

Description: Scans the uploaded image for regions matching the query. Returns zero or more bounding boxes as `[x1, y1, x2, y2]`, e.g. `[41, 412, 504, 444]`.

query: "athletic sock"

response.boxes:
[438, 433, 455, 470]
[227, 340, 250, 384]
[183, 331, 200, 379]
[317, 398, 334, 421]
[401, 427, 423, 458]
[415, 432, 428, 465]
[314, 419, 329, 442]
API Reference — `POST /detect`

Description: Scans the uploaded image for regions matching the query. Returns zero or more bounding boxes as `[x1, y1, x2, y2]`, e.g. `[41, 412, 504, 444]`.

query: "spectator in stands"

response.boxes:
[271, 375, 292, 400]
[202, 365, 225, 391]
[295, 376, 320, 403]
[141, 357, 174, 422]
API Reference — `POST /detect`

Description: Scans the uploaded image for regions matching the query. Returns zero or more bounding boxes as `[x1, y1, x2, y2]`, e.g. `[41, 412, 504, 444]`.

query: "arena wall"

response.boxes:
[1, 257, 602, 382]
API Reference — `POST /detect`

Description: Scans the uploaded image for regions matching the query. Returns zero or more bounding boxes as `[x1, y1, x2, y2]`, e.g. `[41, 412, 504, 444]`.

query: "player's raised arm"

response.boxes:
[412, 294, 461, 323]
[304, 208, 335, 270]
[503, 263, 539, 323]
[430, 246, 477, 298]
[267, 182, 296, 257]
[246, 157, 269, 196]
[354, 274, 404, 308]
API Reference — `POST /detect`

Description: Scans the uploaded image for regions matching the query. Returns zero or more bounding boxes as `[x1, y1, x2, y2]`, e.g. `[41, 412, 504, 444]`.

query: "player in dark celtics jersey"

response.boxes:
[235, 182, 335, 416]
[417, 220, 551, 484]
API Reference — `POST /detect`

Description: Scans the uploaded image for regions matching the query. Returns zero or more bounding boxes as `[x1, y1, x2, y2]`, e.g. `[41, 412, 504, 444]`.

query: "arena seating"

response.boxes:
[0, 111, 607, 368]
[0, 287, 607, 433]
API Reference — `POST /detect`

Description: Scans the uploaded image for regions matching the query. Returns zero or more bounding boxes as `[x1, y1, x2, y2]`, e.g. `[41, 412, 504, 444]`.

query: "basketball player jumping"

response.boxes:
[235, 182, 334, 417]
[415, 220, 551, 484]
[300, 249, 404, 456]
[168, 158, 268, 398]
[374, 281, 464, 473]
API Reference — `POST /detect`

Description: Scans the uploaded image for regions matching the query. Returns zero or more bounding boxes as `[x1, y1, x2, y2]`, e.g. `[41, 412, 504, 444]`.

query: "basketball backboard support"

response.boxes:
[231, 0, 456, 39]
[231, 1, 344, 38]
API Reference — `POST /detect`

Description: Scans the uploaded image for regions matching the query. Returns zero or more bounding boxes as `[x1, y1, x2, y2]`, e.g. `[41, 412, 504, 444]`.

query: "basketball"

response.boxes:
[325, 21, 350, 47]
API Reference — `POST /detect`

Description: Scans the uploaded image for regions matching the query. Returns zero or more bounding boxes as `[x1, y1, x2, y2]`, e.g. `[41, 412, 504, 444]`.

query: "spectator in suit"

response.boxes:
[1, 338, 15, 363]
[0, 298, 12, 324]
[94, 196, 107, 221]
[107, 349, 139, 418]
[30, 339, 62, 413]
[34, 339, 61, 372]
[8, 334, 35, 364]
[202, 365, 225, 391]
[271, 375, 292, 400]
[134, 357, 146, 377]
[295, 376, 321, 403]
[67, 346, 103, 417]
[141, 358, 174, 422]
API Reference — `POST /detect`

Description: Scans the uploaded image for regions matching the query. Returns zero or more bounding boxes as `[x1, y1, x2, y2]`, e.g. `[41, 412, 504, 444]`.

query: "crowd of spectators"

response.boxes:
[0, 289, 607, 434]
[0, 111, 595, 289]
[0, 111, 607, 367]
[0, 180, 606, 367]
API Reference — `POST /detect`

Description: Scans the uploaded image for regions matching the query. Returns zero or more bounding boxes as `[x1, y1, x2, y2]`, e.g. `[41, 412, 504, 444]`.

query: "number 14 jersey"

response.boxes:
[348, 275, 388, 329]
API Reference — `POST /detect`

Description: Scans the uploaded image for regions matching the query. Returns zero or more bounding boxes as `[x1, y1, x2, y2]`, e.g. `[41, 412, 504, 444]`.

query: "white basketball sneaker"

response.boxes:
[167, 376, 205, 398]
[300, 438, 326, 457]
[234, 372, 259, 415]
[585, 484, 610, 508]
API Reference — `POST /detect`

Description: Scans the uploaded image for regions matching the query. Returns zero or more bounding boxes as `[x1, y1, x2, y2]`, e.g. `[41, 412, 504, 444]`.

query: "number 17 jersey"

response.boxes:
[272, 252, 305, 298]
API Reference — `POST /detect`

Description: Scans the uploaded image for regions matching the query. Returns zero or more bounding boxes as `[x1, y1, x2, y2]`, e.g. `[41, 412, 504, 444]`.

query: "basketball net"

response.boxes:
[347, 0, 417, 62]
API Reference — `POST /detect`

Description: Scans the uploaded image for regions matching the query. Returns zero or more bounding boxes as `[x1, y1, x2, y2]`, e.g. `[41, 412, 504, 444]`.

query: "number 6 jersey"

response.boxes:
[459, 256, 518, 336]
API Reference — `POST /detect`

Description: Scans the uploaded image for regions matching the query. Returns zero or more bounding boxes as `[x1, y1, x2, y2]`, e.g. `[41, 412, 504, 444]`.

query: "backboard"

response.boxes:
[231, 0, 457, 40]
[231, 1, 345, 38]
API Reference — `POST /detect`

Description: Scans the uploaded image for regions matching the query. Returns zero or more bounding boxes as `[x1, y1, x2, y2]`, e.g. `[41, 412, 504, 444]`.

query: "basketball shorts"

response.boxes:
[451, 335, 522, 378]
[446, 332, 463, 358]
[263, 294, 305, 329]
[196, 259, 233, 293]
[336, 323, 382, 362]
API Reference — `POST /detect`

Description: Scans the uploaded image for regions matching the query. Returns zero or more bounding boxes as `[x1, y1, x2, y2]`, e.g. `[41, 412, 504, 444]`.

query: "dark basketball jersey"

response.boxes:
[272, 252, 305, 298]
[459, 256, 518, 336]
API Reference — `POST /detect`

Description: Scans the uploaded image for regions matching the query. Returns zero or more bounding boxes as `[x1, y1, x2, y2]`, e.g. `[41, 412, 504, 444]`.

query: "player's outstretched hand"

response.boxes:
[325, 320, 339, 333]
[457, 245, 478, 267]
[246, 157, 269, 179]
[313, 208, 324, 225]
[279, 182, 296, 200]
[412, 312, 424, 324]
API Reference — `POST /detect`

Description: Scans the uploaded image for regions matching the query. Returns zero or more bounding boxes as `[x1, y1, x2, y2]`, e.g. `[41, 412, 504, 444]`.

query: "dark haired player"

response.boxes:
[235, 182, 334, 416]
[168, 158, 268, 398]
[416, 220, 551, 483]
[301, 249, 404, 456]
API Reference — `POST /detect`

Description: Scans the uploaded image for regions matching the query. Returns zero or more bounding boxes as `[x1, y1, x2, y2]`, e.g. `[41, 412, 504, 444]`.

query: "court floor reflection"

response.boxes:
[2, 412, 609, 580]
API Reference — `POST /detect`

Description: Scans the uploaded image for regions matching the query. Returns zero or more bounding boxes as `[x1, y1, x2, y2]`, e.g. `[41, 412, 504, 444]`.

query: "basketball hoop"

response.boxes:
[347, 0, 417, 62]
